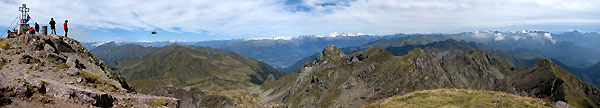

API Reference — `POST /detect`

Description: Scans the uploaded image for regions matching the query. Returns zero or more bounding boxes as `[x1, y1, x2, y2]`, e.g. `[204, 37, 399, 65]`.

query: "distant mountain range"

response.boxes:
[277, 31, 600, 89]
[90, 42, 161, 67]
[87, 30, 600, 71]
[554, 30, 600, 50]
[89, 30, 600, 89]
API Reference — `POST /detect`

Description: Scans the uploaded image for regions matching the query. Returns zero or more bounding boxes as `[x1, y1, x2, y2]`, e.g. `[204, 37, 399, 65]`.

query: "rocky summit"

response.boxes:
[0, 35, 178, 107]
[260, 44, 600, 108]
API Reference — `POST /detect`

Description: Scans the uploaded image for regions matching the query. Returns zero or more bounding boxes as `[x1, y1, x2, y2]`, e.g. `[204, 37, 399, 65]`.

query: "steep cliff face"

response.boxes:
[261, 44, 600, 108]
[500, 58, 600, 108]
[0, 35, 177, 107]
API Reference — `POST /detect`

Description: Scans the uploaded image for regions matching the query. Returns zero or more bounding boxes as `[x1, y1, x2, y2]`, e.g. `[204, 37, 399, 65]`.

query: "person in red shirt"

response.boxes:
[64, 20, 68, 37]
[28, 27, 35, 35]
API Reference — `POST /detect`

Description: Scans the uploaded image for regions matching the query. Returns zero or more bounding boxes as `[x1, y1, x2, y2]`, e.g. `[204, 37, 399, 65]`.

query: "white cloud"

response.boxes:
[1, 0, 598, 40]
[494, 33, 505, 41]
[512, 36, 523, 41]
[544, 32, 556, 43]
[91, 41, 110, 47]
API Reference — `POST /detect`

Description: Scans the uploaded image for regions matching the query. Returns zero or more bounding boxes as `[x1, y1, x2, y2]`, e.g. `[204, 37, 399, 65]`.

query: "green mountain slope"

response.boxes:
[113, 44, 286, 94]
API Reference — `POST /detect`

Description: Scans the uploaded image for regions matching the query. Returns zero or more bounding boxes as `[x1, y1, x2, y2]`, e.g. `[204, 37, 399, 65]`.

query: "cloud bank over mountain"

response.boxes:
[1, 0, 598, 40]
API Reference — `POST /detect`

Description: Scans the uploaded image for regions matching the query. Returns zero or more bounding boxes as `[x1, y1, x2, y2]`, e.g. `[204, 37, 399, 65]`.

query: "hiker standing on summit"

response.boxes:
[63, 20, 68, 37]
[49, 18, 56, 35]
[34, 22, 39, 34]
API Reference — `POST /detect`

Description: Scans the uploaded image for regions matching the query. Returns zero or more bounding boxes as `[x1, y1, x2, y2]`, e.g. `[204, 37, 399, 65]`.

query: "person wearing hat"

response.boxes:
[63, 19, 68, 37]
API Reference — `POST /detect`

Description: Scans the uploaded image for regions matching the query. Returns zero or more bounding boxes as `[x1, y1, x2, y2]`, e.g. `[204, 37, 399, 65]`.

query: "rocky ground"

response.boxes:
[152, 87, 287, 108]
[362, 89, 558, 108]
[0, 34, 178, 107]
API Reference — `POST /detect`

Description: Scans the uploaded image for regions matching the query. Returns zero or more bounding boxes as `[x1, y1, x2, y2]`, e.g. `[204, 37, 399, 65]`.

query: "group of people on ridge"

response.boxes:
[6, 18, 68, 37]
[49, 18, 69, 37]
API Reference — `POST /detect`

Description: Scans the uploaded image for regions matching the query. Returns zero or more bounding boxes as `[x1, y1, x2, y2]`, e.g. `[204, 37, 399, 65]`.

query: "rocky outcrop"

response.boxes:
[0, 35, 177, 107]
[151, 87, 287, 108]
[315, 45, 346, 65]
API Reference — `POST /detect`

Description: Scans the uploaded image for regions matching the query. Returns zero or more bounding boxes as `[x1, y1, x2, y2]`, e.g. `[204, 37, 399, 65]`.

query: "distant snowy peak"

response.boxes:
[519, 30, 530, 34]
[138, 40, 155, 43]
[472, 30, 547, 34]
[295, 32, 375, 38]
[243, 36, 294, 41]
[241, 32, 375, 41]
[317, 32, 374, 37]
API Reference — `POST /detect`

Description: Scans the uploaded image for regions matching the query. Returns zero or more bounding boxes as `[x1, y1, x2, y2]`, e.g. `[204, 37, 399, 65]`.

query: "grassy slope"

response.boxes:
[0, 38, 12, 50]
[115, 45, 285, 94]
[362, 89, 554, 108]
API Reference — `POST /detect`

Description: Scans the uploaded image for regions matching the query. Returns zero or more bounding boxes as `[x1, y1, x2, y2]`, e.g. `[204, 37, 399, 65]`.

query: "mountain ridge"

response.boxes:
[113, 44, 285, 93]
[260, 44, 600, 108]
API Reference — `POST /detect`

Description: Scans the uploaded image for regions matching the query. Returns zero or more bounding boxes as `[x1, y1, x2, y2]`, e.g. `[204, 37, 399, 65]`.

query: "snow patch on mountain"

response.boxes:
[243, 36, 294, 40]
[314, 32, 374, 37]
[241, 32, 375, 41]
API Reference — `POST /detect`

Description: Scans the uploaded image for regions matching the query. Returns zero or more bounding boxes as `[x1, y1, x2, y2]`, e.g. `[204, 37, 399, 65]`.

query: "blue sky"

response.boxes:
[1, 0, 599, 42]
